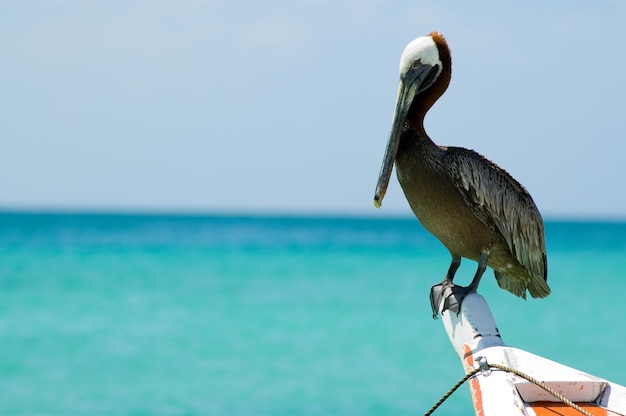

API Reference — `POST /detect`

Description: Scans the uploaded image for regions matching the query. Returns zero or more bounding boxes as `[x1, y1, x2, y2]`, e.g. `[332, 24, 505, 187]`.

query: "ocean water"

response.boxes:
[1, 212, 625, 416]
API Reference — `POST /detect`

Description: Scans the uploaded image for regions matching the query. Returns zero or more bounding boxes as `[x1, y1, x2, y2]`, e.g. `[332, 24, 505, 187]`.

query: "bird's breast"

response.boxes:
[396, 147, 492, 260]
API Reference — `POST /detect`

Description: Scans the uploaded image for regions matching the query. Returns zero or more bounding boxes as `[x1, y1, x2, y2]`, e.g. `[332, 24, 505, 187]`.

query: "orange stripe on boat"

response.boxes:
[463, 344, 484, 416]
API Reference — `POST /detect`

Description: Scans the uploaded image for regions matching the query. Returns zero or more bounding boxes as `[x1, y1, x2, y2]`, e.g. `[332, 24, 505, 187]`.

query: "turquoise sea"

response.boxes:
[1, 212, 626, 415]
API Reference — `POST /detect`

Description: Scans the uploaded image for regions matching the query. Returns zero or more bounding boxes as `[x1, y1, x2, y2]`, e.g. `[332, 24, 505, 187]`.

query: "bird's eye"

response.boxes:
[411, 61, 421, 69]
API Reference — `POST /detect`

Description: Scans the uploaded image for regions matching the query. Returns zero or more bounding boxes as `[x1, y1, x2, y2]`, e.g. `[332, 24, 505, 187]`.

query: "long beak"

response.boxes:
[373, 62, 439, 208]
[373, 79, 415, 208]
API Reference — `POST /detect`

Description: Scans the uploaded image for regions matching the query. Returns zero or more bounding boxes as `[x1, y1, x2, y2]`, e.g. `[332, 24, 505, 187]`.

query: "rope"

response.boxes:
[424, 358, 594, 416]
[423, 368, 481, 416]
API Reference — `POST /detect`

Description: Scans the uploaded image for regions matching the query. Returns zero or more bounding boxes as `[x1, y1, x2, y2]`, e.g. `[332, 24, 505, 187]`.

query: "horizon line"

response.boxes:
[1, 205, 625, 223]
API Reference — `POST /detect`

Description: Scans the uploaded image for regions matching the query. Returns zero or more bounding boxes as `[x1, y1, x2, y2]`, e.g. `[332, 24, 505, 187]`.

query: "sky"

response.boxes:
[2, 1, 626, 218]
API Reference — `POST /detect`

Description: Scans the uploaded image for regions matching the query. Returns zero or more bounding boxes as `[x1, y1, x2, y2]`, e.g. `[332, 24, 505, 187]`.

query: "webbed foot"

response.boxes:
[429, 280, 476, 319]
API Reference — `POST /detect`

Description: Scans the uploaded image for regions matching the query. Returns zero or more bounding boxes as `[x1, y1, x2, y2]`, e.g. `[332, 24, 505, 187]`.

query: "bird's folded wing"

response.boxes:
[444, 147, 547, 282]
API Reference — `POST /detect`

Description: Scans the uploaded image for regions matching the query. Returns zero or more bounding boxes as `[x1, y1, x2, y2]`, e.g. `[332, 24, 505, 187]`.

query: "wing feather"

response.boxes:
[444, 147, 548, 291]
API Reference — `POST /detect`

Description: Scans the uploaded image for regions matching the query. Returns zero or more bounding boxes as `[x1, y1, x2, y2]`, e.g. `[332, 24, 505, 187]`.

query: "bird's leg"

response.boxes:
[468, 250, 489, 292]
[429, 250, 490, 318]
[429, 255, 461, 319]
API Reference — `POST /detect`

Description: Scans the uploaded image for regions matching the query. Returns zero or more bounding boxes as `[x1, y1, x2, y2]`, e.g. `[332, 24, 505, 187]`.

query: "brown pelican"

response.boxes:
[374, 32, 550, 318]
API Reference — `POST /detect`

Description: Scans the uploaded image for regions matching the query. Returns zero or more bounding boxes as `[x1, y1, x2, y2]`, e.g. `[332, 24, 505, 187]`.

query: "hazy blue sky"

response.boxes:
[2, 1, 625, 218]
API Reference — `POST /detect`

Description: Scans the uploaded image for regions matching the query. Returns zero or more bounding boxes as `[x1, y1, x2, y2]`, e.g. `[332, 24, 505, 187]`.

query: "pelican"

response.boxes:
[374, 32, 550, 318]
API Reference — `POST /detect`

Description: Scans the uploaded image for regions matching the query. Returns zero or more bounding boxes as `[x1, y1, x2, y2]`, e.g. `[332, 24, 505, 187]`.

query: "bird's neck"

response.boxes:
[406, 98, 430, 138]
[401, 123, 438, 149]
[398, 126, 443, 166]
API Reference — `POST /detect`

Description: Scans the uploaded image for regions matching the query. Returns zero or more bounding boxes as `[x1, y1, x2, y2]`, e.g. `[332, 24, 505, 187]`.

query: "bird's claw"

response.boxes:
[429, 280, 475, 319]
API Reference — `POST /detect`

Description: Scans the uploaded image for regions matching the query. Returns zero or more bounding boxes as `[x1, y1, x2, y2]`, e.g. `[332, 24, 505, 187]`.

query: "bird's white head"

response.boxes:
[399, 35, 443, 78]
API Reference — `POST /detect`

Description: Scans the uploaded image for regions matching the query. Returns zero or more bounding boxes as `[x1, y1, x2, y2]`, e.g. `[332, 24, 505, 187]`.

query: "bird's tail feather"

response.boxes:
[494, 271, 551, 299]
[527, 275, 551, 298]
[494, 271, 527, 299]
